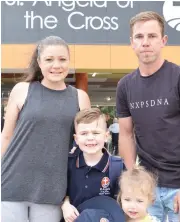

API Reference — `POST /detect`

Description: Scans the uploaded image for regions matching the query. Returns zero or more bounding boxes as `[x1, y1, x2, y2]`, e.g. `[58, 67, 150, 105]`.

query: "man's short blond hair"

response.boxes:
[74, 108, 107, 129]
[130, 11, 165, 36]
[117, 165, 157, 204]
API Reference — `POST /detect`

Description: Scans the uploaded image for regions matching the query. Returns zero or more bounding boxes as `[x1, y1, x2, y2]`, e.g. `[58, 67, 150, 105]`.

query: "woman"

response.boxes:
[1, 36, 90, 222]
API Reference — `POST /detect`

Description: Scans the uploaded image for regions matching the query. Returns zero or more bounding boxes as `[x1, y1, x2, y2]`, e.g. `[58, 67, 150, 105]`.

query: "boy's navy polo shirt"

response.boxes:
[67, 148, 119, 207]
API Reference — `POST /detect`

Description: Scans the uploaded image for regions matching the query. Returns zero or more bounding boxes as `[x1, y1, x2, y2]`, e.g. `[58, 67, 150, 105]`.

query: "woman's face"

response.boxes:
[38, 45, 70, 83]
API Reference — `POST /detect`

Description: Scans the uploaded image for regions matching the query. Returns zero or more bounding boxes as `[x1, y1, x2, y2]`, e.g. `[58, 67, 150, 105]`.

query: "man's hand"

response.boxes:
[174, 190, 180, 214]
[62, 201, 79, 222]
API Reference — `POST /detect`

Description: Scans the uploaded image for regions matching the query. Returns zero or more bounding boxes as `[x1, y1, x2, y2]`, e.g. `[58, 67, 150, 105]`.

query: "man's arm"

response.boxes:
[174, 190, 180, 214]
[118, 117, 136, 169]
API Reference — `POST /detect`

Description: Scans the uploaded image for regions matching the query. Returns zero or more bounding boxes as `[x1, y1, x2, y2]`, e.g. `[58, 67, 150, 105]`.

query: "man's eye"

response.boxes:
[149, 35, 156, 38]
[136, 36, 143, 39]
[46, 58, 52, 61]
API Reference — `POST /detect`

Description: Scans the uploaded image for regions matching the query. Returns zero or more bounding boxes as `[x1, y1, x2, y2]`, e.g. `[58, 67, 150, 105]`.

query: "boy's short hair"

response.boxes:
[74, 108, 107, 129]
[117, 165, 157, 204]
[130, 11, 165, 36]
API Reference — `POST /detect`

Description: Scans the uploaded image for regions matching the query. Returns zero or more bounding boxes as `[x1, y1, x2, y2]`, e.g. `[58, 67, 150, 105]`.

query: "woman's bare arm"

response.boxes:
[77, 89, 91, 110]
[1, 82, 29, 158]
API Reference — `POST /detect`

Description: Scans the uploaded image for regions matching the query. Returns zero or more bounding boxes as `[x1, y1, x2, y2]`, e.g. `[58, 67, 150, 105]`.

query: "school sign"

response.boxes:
[2, 1, 180, 45]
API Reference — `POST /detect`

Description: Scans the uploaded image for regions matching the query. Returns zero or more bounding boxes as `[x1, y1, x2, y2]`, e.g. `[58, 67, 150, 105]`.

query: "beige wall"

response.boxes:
[2, 44, 180, 71]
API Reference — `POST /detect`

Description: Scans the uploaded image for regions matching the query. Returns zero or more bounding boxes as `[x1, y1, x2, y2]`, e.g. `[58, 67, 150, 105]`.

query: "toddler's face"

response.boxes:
[121, 187, 151, 220]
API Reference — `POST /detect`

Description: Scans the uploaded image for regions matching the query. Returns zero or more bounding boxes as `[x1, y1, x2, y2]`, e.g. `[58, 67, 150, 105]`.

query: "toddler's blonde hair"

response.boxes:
[117, 165, 157, 204]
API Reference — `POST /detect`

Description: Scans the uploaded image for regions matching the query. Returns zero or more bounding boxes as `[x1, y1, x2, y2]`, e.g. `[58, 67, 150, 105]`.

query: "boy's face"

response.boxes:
[74, 119, 108, 155]
[121, 187, 151, 220]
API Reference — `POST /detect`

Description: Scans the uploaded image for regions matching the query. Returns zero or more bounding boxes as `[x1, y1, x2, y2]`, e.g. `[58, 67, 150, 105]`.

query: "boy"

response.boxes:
[61, 108, 125, 222]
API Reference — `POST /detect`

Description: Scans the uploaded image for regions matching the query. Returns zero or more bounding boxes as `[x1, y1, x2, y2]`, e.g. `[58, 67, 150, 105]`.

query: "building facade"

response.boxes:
[1, 1, 180, 108]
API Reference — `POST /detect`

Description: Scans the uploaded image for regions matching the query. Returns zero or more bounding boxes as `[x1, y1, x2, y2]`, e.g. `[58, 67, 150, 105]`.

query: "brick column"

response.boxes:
[75, 73, 88, 93]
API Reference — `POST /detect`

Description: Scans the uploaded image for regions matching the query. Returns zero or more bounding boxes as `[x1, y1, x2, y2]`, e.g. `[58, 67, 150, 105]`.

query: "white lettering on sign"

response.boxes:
[68, 12, 119, 30]
[31, 1, 108, 11]
[5, 0, 24, 6]
[116, 1, 133, 8]
[5, 0, 134, 31]
[24, 11, 58, 29]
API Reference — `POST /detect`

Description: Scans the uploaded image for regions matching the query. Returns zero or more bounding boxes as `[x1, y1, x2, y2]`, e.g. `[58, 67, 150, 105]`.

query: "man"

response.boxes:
[109, 118, 119, 155]
[116, 11, 180, 222]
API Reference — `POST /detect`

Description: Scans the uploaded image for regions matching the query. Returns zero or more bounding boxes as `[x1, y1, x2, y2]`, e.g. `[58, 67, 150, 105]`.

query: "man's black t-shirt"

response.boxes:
[116, 60, 180, 188]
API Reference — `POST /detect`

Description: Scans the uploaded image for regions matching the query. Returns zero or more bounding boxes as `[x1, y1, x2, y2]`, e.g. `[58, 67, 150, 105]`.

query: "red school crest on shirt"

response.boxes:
[101, 177, 110, 188]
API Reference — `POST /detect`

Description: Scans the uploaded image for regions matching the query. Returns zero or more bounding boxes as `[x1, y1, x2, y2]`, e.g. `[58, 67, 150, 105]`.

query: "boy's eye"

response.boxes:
[60, 58, 66, 61]
[124, 198, 130, 201]
[46, 58, 52, 61]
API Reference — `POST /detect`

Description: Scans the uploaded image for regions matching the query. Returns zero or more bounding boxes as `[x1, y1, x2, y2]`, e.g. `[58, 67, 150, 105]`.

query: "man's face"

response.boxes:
[74, 119, 108, 155]
[130, 20, 168, 65]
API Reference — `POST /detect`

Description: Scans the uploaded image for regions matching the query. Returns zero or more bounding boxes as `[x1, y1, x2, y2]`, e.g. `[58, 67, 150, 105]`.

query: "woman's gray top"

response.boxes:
[1, 82, 79, 205]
